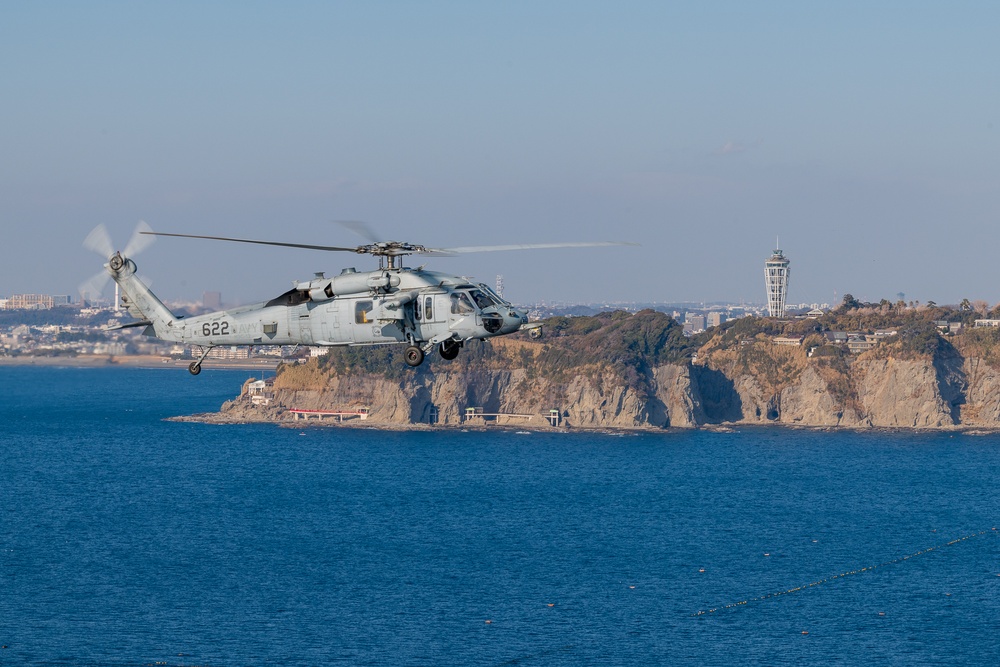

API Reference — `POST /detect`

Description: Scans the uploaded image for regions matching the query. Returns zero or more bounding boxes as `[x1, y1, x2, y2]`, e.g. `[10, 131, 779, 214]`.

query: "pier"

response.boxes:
[462, 406, 534, 426]
[289, 408, 370, 423]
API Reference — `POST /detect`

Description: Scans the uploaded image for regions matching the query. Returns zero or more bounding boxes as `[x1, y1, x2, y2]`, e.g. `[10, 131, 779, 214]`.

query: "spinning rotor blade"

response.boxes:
[124, 220, 155, 257]
[140, 231, 359, 253]
[78, 270, 111, 301]
[428, 241, 639, 255]
[333, 219, 381, 244]
[83, 224, 115, 258]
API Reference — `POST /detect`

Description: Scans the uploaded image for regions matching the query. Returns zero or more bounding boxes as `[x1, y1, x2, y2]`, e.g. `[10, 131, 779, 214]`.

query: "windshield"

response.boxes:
[468, 289, 496, 310]
[479, 284, 505, 305]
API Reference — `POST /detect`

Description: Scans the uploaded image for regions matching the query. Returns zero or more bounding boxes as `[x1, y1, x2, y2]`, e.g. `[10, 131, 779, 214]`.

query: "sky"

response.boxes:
[3, 1, 1000, 307]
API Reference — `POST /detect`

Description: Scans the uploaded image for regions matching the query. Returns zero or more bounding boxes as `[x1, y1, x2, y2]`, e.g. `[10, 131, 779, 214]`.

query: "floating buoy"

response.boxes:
[485, 619, 492, 624]
[801, 631, 809, 635]
[699, 568, 705, 573]
[764, 553, 770, 557]
[878, 612, 885, 616]
[629, 585, 636, 589]
[547, 603, 555, 607]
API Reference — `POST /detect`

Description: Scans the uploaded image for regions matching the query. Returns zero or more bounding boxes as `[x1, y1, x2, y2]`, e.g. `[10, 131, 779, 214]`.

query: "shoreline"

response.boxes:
[0, 354, 281, 371]
[167, 410, 1000, 436]
[8, 358, 1000, 436]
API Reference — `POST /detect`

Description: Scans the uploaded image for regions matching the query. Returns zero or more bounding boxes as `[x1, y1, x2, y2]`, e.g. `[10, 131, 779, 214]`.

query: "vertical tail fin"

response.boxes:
[106, 253, 180, 340]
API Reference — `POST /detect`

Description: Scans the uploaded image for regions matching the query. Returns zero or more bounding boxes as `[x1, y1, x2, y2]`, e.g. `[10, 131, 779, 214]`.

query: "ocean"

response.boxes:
[2, 366, 999, 665]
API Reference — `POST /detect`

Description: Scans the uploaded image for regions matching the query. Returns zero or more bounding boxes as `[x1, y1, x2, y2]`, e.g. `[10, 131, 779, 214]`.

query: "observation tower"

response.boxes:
[764, 245, 790, 317]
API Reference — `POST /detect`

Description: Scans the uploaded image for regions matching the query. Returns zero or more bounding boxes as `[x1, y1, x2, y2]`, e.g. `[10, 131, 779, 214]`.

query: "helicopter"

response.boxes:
[81, 221, 635, 375]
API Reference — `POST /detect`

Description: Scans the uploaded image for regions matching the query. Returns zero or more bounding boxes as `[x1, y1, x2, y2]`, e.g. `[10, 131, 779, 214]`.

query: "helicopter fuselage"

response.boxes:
[109, 255, 531, 372]
[173, 268, 525, 347]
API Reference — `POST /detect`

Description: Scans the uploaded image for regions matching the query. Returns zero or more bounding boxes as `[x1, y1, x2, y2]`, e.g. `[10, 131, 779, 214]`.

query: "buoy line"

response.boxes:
[691, 527, 997, 617]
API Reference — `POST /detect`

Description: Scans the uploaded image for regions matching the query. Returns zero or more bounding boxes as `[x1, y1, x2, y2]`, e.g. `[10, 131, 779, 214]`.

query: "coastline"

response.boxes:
[8, 357, 1000, 435]
[0, 354, 281, 371]
[166, 409, 1000, 436]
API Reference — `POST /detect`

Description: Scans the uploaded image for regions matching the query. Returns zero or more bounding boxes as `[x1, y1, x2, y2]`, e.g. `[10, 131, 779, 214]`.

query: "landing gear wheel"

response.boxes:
[439, 340, 460, 360]
[404, 345, 425, 367]
[188, 362, 202, 376]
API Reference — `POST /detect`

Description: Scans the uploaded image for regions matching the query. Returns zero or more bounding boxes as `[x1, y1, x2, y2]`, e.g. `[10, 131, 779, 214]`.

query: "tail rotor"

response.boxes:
[78, 221, 156, 305]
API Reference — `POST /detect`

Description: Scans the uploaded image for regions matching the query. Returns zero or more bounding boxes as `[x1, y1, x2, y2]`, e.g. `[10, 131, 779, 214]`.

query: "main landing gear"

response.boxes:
[403, 339, 463, 367]
[439, 339, 461, 360]
[404, 345, 424, 367]
[189, 346, 215, 375]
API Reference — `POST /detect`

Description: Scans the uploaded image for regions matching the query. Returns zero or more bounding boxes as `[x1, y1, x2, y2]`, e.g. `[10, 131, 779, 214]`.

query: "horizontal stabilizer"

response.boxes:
[104, 319, 152, 331]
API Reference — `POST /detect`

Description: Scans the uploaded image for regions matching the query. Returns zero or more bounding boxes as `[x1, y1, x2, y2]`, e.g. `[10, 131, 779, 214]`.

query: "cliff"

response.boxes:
[209, 310, 1000, 431]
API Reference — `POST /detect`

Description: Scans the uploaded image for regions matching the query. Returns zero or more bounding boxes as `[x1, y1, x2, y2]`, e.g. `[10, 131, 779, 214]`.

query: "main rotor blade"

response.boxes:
[428, 241, 639, 255]
[141, 231, 359, 253]
[333, 219, 382, 244]
[83, 224, 115, 258]
[123, 220, 155, 257]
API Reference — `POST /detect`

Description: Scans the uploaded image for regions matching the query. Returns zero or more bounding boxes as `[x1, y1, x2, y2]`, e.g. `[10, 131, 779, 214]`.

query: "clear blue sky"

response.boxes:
[3, 1, 999, 306]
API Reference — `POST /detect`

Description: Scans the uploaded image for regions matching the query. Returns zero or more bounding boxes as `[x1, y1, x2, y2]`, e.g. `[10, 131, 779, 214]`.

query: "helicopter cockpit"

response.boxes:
[450, 291, 476, 315]
[438, 284, 522, 335]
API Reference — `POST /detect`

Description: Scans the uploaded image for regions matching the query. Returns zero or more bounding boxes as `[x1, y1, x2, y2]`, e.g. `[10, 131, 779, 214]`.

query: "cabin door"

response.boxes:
[298, 311, 313, 345]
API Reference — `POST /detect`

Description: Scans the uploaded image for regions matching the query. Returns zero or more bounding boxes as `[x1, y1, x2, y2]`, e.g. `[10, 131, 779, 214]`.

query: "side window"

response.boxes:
[355, 300, 373, 324]
[451, 293, 474, 314]
[414, 297, 422, 321]
[425, 296, 433, 321]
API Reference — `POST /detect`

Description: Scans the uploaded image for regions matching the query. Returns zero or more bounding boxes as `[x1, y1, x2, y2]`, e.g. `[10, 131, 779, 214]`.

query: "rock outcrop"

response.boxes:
[206, 310, 1000, 431]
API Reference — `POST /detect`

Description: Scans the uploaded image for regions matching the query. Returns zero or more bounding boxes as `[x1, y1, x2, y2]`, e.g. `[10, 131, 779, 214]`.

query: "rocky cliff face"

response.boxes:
[213, 315, 1000, 431]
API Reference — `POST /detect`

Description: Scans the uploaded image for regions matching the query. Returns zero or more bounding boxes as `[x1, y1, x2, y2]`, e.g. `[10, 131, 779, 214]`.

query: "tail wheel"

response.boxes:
[439, 340, 460, 360]
[404, 345, 425, 367]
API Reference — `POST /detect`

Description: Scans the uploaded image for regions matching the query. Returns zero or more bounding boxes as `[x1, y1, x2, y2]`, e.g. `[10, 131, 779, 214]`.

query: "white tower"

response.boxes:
[764, 245, 790, 317]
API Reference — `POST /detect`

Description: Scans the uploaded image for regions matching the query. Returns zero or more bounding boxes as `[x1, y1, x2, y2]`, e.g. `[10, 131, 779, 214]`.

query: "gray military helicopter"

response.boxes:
[82, 222, 634, 375]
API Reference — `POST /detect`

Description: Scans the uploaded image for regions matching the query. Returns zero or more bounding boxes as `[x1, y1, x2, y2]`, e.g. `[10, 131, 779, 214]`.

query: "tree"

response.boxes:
[960, 298, 972, 312]
[839, 294, 861, 311]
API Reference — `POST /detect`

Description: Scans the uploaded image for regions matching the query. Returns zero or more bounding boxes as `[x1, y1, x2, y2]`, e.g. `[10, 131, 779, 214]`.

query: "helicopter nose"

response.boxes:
[499, 311, 524, 334]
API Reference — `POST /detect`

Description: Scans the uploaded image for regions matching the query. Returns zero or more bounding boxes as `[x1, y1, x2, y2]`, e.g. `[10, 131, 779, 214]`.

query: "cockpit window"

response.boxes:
[450, 293, 475, 314]
[469, 289, 495, 310]
[479, 284, 505, 304]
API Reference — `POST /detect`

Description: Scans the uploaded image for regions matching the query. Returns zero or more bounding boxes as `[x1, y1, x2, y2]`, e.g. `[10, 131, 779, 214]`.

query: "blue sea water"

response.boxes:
[1, 366, 999, 666]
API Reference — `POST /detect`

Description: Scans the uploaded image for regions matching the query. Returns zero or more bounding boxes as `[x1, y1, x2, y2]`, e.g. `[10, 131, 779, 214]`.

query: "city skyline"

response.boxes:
[3, 3, 1000, 306]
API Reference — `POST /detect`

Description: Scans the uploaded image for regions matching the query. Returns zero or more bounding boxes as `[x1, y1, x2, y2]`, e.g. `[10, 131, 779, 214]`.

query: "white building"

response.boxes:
[764, 246, 791, 318]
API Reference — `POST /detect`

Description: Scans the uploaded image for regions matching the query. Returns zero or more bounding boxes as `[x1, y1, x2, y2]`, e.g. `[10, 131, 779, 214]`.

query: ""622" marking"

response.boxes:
[202, 321, 230, 337]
